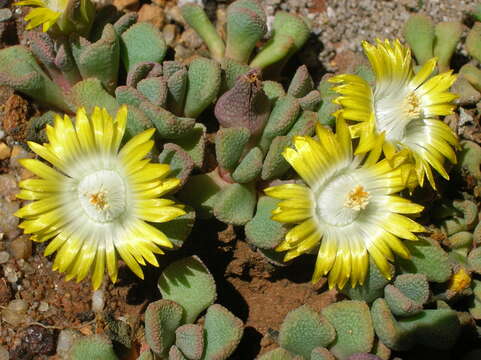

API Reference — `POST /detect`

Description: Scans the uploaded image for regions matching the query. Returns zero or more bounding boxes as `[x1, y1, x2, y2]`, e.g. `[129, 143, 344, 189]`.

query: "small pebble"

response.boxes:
[9, 145, 33, 168]
[0, 143, 10, 160]
[0, 8, 12, 22]
[0, 199, 19, 234]
[0, 174, 18, 199]
[0, 345, 9, 360]
[0, 278, 12, 305]
[8, 299, 27, 312]
[1, 299, 27, 326]
[22, 325, 56, 355]
[38, 301, 49, 312]
[163, 24, 178, 46]
[91, 289, 105, 313]
[138, 4, 165, 29]
[0, 251, 9, 264]
[10, 236, 32, 260]
[56, 329, 82, 359]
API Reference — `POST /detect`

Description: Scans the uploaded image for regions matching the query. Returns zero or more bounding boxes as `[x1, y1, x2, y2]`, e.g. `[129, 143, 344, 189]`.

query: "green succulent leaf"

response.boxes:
[396, 238, 451, 283]
[403, 14, 435, 65]
[145, 299, 184, 356]
[245, 196, 286, 249]
[215, 127, 250, 171]
[279, 305, 336, 359]
[184, 57, 221, 118]
[213, 182, 257, 225]
[175, 324, 204, 360]
[120, 22, 167, 72]
[202, 304, 244, 360]
[181, 4, 225, 62]
[158, 256, 217, 324]
[341, 260, 394, 304]
[70, 335, 118, 360]
[257, 348, 299, 360]
[322, 301, 374, 359]
[232, 147, 263, 183]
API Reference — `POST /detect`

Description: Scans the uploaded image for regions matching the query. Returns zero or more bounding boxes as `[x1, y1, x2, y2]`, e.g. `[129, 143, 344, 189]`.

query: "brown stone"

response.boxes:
[9, 145, 33, 168]
[10, 235, 32, 260]
[138, 4, 166, 29]
[0, 143, 10, 160]
[151, 0, 165, 6]
[1, 95, 29, 142]
[0, 174, 17, 199]
[0, 278, 12, 306]
[112, 0, 138, 11]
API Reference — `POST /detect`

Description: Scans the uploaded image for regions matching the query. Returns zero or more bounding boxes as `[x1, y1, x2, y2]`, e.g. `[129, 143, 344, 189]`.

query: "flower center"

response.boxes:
[374, 89, 423, 143]
[78, 170, 127, 223]
[315, 174, 370, 227]
[344, 185, 370, 211]
[403, 92, 421, 119]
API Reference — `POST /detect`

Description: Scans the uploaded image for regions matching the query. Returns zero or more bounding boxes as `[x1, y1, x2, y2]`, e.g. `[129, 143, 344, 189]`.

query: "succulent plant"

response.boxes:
[181, 0, 311, 81]
[141, 256, 244, 359]
[403, 14, 463, 71]
[178, 65, 319, 232]
[70, 334, 119, 360]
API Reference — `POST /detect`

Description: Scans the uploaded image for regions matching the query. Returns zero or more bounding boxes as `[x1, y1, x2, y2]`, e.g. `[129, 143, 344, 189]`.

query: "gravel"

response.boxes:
[262, 0, 475, 71]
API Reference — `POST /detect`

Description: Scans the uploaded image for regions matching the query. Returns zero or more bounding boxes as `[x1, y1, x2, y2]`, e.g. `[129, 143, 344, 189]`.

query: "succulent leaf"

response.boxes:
[287, 65, 314, 98]
[434, 22, 463, 71]
[142, 102, 195, 139]
[259, 95, 300, 152]
[213, 182, 257, 225]
[311, 347, 336, 360]
[384, 274, 429, 317]
[158, 143, 195, 186]
[175, 324, 204, 360]
[145, 299, 184, 356]
[232, 147, 263, 183]
[215, 127, 251, 171]
[341, 260, 394, 304]
[69, 78, 118, 114]
[245, 196, 287, 249]
[137, 77, 168, 107]
[466, 22, 481, 63]
[396, 238, 451, 283]
[250, 12, 310, 69]
[173, 123, 207, 169]
[181, 4, 225, 62]
[76, 24, 120, 93]
[225, 0, 267, 63]
[167, 68, 188, 116]
[322, 301, 374, 359]
[202, 304, 244, 360]
[120, 22, 167, 72]
[158, 256, 217, 324]
[0, 46, 72, 112]
[257, 348, 299, 360]
[70, 335, 118, 360]
[184, 57, 221, 118]
[279, 305, 336, 359]
[262, 80, 286, 102]
[215, 69, 270, 137]
[403, 14, 435, 64]
[155, 205, 195, 248]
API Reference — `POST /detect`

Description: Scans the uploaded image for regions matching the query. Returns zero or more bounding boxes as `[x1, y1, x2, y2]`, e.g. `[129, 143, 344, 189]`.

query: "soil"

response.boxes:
[0, 0, 480, 359]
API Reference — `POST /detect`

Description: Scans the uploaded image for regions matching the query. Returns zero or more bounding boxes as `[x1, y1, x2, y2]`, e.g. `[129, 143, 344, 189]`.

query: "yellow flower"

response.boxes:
[330, 39, 458, 188]
[265, 116, 425, 289]
[15, 0, 68, 32]
[15, 106, 185, 289]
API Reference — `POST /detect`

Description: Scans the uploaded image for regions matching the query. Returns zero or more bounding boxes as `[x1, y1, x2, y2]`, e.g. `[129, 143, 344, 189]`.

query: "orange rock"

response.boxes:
[138, 4, 166, 29]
